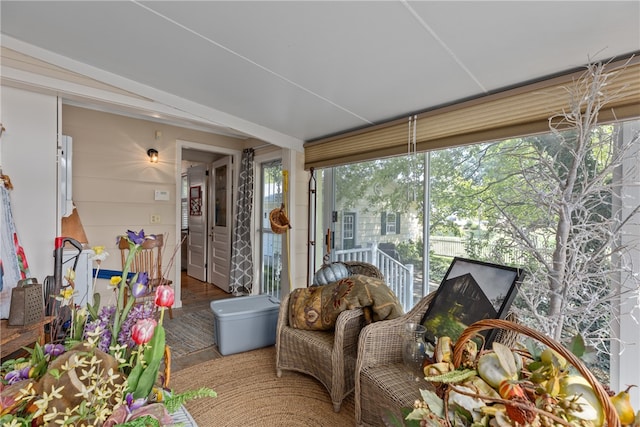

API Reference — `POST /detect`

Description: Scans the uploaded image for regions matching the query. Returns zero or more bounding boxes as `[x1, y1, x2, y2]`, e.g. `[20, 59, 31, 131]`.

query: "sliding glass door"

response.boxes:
[260, 159, 283, 298]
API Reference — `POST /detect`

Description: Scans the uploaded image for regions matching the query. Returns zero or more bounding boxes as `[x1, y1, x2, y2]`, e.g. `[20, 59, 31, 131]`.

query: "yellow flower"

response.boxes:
[60, 288, 74, 300]
[110, 276, 122, 287]
[65, 267, 76, 283]
[91, 246, 109, 263]
[3, 418, 23, 427]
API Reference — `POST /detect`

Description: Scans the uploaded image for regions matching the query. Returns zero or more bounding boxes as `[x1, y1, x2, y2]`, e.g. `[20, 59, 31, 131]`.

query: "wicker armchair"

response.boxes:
[275, 262, 383, 412]
[354, 292, 519, 426]
[354, 292, 435, 426]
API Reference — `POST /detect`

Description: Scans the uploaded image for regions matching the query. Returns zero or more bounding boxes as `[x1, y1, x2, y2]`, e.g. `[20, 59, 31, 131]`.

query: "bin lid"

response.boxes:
[210, 295, 280, 317]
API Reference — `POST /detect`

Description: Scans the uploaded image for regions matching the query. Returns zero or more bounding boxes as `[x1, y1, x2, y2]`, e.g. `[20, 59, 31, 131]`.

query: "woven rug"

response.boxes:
[164, 307, 216, 358]
[170, 346, 355, 427]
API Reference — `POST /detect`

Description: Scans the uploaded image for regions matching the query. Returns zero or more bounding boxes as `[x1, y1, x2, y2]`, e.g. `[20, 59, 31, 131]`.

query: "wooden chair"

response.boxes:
[119, 234, 173, 319]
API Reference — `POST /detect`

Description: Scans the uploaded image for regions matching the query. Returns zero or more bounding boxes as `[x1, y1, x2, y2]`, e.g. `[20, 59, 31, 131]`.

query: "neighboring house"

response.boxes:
[332, 205, 421, 255]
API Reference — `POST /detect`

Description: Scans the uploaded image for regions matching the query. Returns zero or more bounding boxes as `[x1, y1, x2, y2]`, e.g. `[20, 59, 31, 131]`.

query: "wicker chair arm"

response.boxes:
[334, 307, 365, 353]
[356, 292, 436, 369]
[277, 292, 291, 327]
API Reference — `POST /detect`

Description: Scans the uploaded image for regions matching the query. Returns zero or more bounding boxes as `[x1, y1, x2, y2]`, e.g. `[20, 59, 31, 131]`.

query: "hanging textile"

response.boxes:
[229, 148, 255, 296]
[1, 174, 31, 318]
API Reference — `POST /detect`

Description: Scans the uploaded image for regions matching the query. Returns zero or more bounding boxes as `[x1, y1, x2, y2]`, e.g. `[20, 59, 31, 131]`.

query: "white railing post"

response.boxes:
[371, 243, 377, 265]
[405, 264, 414, 310]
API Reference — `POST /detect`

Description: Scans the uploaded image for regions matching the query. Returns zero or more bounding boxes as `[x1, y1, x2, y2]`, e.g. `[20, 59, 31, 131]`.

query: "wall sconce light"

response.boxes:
[147, 148, 159, 163]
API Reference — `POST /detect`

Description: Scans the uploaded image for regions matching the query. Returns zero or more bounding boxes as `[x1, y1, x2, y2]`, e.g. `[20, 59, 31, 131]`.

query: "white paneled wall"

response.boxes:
[0, 86, 58, 317]
[61, 105, 249, 306]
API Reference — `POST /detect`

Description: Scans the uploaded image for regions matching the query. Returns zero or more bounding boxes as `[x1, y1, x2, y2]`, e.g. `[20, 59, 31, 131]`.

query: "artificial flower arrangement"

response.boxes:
[0, 230, 215, 426]
[388, 319, 639, 427]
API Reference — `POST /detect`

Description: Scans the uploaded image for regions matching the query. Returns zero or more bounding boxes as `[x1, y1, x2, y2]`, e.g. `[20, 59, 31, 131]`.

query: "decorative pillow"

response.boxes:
[289, 274, 403, 330]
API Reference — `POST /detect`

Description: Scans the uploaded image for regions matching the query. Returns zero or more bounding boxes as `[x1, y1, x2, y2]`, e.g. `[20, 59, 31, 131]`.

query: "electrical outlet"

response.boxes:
[150, 214, 161, 224]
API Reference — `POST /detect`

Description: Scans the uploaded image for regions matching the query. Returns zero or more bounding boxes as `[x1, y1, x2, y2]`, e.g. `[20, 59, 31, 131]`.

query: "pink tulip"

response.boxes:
[154, 285, 174, 308]
[131, 318, 157, 345]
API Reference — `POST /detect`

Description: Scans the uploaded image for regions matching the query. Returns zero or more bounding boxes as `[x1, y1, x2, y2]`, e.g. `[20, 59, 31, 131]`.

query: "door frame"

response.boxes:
[175, 140, 241, 307]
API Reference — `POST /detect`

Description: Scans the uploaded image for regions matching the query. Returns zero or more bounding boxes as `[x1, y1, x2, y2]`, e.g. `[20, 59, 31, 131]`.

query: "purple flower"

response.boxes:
[126, 229, 146, 245]
[125, 229, 155, 246]
[125, 392, 148, 412]
[5, 369, 28, 384]
[84, 305, 116, 352]
[44, 343, 66, 357]
[131, 272, 149, 298]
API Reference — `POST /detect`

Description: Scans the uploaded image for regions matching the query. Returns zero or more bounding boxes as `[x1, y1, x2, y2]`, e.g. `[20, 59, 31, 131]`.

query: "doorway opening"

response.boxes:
[175, 141, 241, 305]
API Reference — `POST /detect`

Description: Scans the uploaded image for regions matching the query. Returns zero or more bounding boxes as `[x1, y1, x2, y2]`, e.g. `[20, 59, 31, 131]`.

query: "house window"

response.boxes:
[342, 212, 356, 250]
[344, 214, 354, 239]
[381, 212, 400, 235]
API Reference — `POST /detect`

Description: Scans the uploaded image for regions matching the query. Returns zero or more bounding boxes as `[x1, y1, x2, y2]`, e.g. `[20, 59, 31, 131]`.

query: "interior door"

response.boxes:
[209, 156, 232, 291]
[187, 164, 208, 281]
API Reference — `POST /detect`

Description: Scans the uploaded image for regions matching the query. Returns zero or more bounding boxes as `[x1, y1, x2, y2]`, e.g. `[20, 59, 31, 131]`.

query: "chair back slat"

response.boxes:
[118, 234, 164, 281]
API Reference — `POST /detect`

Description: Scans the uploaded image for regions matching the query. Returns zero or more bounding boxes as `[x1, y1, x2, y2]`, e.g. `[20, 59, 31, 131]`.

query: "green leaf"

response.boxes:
[404, 407, 431, 423]
[164, 387, 217, 413]
[452, 406, 471, 425]
[133, 357, 161, 399]
[424, 368, 477, 384]
[527, 360, 544, 372]
[115, 415, 161, 427]
[88, 292, 101, 318]
[419, 388, 444, 418]
[126, 359, 145, 394]
[568, 334, 586, 357]
[143, 325, 166, 365]
[493, 342, 517, 377]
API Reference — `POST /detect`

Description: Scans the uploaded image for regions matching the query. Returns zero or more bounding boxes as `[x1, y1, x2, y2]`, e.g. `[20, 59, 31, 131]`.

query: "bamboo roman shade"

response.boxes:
[304, 59, 640, 170]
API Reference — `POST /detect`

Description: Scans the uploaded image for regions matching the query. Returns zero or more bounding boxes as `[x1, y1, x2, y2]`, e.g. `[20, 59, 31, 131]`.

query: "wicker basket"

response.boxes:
[269, 205, 291, 234]
[452, 319, 620, 427]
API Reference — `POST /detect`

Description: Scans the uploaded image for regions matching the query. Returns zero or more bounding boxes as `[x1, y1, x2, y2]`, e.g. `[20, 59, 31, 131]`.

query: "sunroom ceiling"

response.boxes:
[1, 1, 639, 150]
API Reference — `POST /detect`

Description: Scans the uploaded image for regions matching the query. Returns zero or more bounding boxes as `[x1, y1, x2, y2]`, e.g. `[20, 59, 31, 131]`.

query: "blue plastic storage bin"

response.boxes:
[210, 294, 280, 355]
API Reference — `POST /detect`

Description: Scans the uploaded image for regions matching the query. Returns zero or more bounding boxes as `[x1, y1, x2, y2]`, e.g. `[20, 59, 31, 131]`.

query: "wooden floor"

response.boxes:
[170, 271, 234, 372]
[176, 270, 233, 310]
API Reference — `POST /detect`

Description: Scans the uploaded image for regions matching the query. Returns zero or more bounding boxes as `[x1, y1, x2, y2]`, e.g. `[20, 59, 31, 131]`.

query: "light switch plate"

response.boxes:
[154, 190, 169, 201]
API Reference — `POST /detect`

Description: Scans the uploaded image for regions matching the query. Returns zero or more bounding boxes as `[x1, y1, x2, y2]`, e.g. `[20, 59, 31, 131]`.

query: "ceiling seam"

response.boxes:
[401, 0, 487, 93]
[132, 0, 375, 126]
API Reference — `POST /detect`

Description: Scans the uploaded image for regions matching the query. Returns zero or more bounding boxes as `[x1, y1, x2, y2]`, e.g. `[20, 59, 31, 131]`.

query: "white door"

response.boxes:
[187, 164, 208, 281]
[209, 157, 232, 290]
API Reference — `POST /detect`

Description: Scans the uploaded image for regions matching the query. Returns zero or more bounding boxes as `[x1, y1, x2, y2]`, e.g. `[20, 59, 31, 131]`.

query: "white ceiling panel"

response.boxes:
[1, 1, 638, 146]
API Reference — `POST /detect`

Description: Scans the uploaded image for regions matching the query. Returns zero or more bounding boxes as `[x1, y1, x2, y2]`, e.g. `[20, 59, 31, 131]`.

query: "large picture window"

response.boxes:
[317, 118, 640, 385]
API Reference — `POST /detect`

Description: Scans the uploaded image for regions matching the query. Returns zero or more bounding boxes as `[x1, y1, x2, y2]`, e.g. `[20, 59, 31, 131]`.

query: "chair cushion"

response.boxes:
[288, 274, 403, 330]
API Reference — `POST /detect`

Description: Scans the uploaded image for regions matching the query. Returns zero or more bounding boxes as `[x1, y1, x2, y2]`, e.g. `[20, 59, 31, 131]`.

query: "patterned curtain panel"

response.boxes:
[229, 149, 255, 295]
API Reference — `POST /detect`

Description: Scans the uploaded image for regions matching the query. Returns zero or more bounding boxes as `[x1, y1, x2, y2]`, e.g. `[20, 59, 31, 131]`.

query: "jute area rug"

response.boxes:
[164, 306, 216, 358]
[170, 346, 356, 427]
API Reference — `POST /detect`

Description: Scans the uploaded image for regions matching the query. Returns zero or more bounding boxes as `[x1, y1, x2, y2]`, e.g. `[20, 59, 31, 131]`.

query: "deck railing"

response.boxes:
[261, 230, 282, 299]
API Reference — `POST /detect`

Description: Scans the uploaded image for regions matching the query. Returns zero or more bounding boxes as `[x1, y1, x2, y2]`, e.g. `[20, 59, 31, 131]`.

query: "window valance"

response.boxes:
[304, 58, 640, 170]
